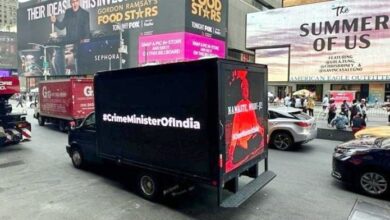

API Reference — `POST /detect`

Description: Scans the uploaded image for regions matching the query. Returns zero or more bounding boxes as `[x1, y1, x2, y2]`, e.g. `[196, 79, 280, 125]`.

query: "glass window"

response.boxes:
[83, 112, 95, 129]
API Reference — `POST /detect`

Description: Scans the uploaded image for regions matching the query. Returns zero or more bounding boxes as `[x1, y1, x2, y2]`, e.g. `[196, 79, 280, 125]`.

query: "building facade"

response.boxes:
[0, 0, 17, 32]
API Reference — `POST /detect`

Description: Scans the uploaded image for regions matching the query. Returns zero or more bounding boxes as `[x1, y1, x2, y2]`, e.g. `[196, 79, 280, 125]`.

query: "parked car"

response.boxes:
[332, 137, 390, 198]
[268, 107, 317, 150]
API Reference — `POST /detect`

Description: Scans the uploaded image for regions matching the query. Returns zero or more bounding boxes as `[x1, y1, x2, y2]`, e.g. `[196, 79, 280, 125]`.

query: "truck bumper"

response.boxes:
[220, 170, 276, 208]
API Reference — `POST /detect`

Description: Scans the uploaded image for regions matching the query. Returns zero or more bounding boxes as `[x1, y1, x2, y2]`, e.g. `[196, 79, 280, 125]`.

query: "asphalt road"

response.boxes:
[1, 110, 389, 220]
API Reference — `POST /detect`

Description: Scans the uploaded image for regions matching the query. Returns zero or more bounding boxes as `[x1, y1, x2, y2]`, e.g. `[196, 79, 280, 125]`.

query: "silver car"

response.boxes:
[268, 107, 317, 150]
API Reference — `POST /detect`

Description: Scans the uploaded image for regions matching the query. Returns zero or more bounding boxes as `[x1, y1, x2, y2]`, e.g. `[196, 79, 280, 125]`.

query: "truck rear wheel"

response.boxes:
[71, 148, 84, 169]
[138, 172, 162, 201]
[38, 115, 45, 126]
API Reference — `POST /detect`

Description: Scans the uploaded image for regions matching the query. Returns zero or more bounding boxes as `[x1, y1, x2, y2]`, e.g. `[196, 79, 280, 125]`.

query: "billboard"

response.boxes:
[0, 32, 17, 69]
[17, 0, 227, 76]
[247, 0, 390, 82]
[224, 69, 266, 173]
[138, 32, 226, 65]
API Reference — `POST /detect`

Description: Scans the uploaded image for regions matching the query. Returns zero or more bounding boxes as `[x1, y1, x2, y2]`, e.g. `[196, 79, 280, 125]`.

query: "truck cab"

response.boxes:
[66, 112, 97, 168]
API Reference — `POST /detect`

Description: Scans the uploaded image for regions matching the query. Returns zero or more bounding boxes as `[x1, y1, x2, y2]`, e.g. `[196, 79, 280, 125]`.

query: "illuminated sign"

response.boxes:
[247, 0, 390, 82]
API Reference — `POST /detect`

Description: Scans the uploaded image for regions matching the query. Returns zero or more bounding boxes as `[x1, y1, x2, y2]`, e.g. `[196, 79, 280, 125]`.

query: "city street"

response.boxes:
[1, 109, 389, 220]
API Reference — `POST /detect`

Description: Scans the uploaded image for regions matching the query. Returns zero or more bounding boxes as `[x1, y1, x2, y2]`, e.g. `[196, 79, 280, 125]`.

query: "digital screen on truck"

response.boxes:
[224, 68, 266, 173]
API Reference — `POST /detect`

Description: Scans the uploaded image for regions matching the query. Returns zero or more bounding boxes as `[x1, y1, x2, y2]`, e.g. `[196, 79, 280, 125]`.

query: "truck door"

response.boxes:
[77, 112, 96, 161]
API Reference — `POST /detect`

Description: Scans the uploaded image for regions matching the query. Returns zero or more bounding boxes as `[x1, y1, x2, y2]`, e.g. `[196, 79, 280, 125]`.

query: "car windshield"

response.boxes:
[291, 112, 311, 120]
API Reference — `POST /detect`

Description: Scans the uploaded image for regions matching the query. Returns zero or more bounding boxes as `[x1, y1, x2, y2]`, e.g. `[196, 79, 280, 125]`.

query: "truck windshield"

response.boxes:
[83, 113, 95, 129]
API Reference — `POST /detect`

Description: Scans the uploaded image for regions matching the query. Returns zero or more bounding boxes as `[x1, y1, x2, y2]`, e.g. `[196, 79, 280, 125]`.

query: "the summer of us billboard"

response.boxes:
[17, 0, 227, 76]
[246, 0, 390, 82]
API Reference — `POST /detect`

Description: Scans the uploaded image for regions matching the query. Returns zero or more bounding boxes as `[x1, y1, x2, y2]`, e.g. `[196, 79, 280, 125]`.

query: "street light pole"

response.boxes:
[28, 43, 59, 80]
[117, 23, 128, 69]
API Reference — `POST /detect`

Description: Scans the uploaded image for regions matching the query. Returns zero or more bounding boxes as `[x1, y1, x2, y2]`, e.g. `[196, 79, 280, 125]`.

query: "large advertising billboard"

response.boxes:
[0, 32, 17, 69]
[17, 0, 227, 76]
[224, 68, 266, 173]
[247, 0, 390, 82]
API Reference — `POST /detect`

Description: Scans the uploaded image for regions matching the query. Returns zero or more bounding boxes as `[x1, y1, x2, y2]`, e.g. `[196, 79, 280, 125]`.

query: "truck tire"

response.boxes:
[71, 148, 84, 169]
[38, 115, 45, 126]
[137, 172, 162, 201]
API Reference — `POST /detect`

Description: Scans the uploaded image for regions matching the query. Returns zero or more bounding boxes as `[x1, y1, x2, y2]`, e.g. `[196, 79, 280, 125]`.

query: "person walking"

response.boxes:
[295, 96, 302, 109]
[327, 98, 337, 125]
[340, 100, 349, 118]
[16, 94, 24, 108]
[349, 99, 361, 126]
[303, 97, 308, 113]
[307, 97, 315, 117]
[360, 98, 367, 121]
[322, 94, 329, 111]
[284, 94, 291, 107]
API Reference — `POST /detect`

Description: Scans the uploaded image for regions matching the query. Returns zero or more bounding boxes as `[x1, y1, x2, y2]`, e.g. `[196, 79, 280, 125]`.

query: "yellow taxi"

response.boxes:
[354, 126, 390, 139]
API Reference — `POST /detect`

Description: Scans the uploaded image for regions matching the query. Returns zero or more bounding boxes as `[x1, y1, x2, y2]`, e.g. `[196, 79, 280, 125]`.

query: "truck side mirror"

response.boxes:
[69, 121, 77, 130]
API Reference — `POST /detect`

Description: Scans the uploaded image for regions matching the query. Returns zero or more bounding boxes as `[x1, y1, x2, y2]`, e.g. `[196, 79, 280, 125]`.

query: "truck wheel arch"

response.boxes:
[70, 144, 85, 169]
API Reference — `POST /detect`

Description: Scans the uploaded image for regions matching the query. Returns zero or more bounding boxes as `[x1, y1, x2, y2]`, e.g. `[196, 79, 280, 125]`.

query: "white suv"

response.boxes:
[268, 107, 317, 150]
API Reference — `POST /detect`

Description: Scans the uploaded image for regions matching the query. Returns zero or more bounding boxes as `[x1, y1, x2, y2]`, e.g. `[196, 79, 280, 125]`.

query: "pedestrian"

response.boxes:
[331, 111, 349, 130]
[340, 100, 349, 117]
[295, 96, 302, 109]
[349, 99, 361, 126]
[360, 98, 367, 121]
[351, 113, 366, 134]
[322, 94, 329, 111]
[290, 96, 296, 108]
[16, 94, 24, 107]
[327, 98, 337, 125]
[307, 97, 315, 117]
[303, 97, 308, 113]
[284, 94, 291, 107]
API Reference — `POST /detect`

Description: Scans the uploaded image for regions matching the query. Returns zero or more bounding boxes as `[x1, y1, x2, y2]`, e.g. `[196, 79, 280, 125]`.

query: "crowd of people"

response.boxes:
[273, 92, 378, 134]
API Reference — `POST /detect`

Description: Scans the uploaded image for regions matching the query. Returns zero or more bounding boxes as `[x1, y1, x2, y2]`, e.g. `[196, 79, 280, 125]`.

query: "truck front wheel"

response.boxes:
[38, 115, 45, 126]
[138, 172, 162, 201]
[71, 148, 84, 169]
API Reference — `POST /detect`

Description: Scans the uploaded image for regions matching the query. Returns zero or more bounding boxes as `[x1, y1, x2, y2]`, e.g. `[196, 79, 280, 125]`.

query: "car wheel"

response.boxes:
[138, 172, 162, 201]
[71, 148, 84, 169]
[359, 171, 389, 197]
[38, 115, 45, 126]
[271, 131, 293, 151]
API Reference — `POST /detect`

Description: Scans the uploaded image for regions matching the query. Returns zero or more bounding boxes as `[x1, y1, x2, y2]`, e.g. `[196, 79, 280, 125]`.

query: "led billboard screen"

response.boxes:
[247, 0, 390, 82]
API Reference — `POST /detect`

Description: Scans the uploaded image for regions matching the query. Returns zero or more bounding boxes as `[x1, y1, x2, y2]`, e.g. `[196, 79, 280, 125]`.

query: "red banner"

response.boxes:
[329, 90, 356, 106]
